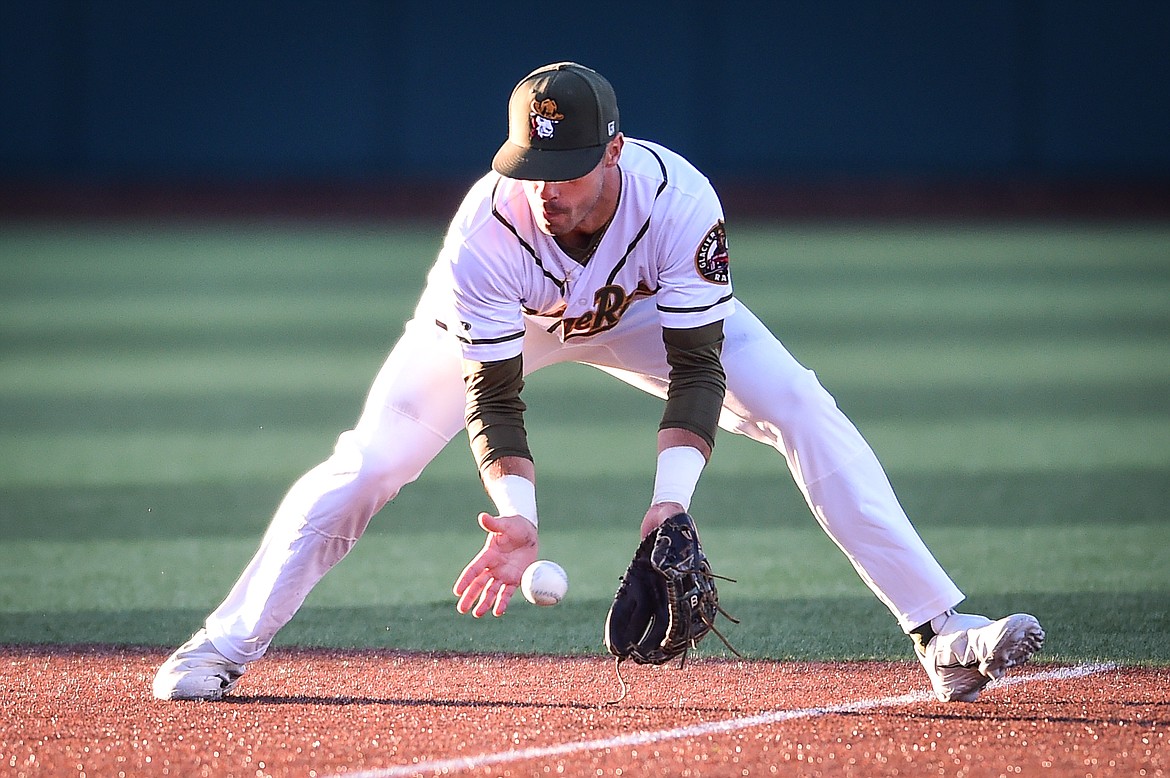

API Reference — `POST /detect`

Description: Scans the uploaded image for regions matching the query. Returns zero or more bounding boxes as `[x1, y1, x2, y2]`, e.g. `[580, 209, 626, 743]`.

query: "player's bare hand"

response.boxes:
[453, 512, 538, 617]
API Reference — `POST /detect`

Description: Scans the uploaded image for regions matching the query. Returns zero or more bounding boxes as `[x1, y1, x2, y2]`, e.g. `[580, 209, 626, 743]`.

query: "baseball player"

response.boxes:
[153, 62, 1044, 703]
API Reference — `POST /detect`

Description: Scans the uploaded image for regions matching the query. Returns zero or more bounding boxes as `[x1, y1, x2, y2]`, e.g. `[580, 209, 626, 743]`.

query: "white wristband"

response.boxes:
[486, 474, 538, 528]
[651, 446, 706, 510]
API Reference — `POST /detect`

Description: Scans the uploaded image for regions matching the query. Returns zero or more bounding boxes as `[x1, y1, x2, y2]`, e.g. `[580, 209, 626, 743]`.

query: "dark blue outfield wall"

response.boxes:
[2, 1, 1169, 185]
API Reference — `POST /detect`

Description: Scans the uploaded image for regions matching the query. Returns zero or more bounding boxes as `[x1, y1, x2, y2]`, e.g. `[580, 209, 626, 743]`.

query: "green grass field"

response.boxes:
[2, 221, 1168, 666]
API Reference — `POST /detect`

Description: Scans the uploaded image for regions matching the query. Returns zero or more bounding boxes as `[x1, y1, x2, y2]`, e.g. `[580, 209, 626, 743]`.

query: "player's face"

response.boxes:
[522, 136, 624, 239]
[522, 167, 606, 237]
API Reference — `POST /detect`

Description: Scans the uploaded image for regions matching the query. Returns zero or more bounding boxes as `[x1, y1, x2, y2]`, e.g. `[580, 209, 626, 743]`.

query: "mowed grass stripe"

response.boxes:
[4, 523, 1167, 611]
[0, 226, 441, 296]
[7, 272, 1167, 323]
[4, 287, 1165, 350]
[2, 336, 1167, 396]
[3, 378, 1167, 435]
[4, 415, 1168, 488]
[4, 223, 1166, 274]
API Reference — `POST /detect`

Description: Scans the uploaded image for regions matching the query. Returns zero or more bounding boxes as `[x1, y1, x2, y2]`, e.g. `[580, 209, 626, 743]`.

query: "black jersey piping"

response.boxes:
[656, 292, 734, 314]
[435, 318, 525, 346]
[490, 179, 565, 292]
[606, 141, 669, 286]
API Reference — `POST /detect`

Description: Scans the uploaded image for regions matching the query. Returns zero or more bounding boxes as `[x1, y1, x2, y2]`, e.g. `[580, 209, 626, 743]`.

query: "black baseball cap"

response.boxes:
[492, 62, 620, 182]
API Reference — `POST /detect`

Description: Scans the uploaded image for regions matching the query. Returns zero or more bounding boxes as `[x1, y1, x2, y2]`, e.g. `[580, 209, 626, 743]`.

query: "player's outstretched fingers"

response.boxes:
[489, 581, 515, 617]
[455, 567, 492, 614]
[474, 578, 504, 618]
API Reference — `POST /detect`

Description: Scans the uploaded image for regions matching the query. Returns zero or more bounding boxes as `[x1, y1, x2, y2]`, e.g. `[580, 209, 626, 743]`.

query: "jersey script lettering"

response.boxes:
[554, 282, 656, 339]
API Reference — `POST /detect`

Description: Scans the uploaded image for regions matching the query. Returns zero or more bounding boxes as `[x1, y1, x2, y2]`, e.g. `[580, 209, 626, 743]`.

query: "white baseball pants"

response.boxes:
[204, 298, 963, 663]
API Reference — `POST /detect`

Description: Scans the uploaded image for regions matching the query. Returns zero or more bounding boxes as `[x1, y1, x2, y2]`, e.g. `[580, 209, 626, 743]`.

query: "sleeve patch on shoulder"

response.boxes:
[695, 220, 730, 284]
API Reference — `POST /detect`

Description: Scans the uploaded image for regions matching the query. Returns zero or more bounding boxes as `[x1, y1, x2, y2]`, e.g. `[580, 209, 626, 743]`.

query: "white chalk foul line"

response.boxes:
[333, 663, 1116, 778]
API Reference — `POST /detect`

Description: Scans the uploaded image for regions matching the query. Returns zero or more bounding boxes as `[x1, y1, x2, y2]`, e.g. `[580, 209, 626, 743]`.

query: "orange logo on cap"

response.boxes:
[531, 98, 564, 120]
[529, 98, 564, 140]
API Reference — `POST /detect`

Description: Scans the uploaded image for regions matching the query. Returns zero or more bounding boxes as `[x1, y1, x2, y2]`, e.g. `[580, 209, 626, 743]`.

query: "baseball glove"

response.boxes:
[604, 512, 739, 693]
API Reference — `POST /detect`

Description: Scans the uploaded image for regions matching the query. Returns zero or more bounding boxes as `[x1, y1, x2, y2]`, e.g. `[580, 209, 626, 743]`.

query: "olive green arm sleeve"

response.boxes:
[659, 320, 727, 450]
[462, 353, 532, 471]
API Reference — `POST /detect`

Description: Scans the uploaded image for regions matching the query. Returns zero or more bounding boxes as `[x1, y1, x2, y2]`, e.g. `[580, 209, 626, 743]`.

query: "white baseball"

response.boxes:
[520, 560, 568, 606]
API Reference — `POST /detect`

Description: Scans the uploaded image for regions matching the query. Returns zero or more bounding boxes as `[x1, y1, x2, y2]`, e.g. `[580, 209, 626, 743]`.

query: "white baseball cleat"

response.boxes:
[152, 629, 246, 701]
[915, 612, 1045, 702]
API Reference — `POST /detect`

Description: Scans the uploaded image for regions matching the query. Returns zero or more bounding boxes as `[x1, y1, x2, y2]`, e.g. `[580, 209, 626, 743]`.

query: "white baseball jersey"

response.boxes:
[419, 138, 735, 363]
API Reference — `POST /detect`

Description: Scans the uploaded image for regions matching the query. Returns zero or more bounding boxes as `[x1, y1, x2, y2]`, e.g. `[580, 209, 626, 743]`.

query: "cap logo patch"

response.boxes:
[529, 98, 564, 140]
[695, 221, 731, 284]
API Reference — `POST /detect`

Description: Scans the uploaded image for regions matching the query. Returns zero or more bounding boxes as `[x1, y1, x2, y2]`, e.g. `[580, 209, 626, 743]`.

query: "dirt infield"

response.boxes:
[2, 646, 1166, 777]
